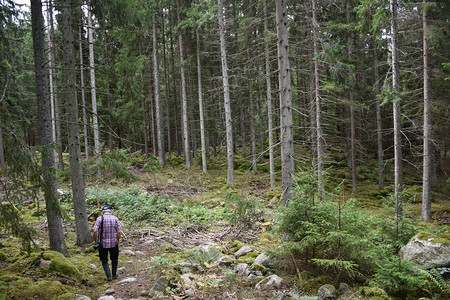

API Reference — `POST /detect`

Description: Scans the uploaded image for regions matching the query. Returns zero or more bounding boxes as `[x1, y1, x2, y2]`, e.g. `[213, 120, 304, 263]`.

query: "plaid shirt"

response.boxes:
[94, 213, 122, 249]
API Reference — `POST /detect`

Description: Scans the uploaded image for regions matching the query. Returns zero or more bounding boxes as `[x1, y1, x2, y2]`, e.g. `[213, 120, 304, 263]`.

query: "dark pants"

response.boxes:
[99, 244, 119, 278]
[99, 244, 119, 264]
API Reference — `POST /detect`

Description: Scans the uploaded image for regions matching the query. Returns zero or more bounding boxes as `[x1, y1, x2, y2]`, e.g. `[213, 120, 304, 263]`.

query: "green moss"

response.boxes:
[229, 240, 245, 253]
[359, 286, 389, 299]
[416, 232, 450, 245]
[298, 276, 333, 295]
[3, 279, 71, 299]
[42, 251, 81, 279]
[251, 263, 266, 272]
[58, 292, 76, 300]
[5, 253, 41, 273]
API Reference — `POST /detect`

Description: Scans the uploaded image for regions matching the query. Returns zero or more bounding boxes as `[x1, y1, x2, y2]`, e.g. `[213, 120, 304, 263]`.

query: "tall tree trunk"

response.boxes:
[87, 3, 100, 177]
[47, 1, 63, 170]
[312, 0, 324, 194]
[46, 2, 56, 166]
[247, 49, 257, 171]
[390, 0, 403, 219]
[374, 44, 384, 188]
[79, 25, 89, 160]
[422, 0, 432, 221]
[264, 0, 275, 185]
[161, 13, 172, 159]
[276, 0, 295, 205]
[103, 27, 113, 152]
[169, 8, 181, 157]
[197, 27, 207, 173]
[218, 0, 234, 184]
[176, 0, 191, 168]
[60, 0, 93, 246]
[347, 1, 357, 195]
[31, 0, 68, 256]
[153, 14, 165, 166]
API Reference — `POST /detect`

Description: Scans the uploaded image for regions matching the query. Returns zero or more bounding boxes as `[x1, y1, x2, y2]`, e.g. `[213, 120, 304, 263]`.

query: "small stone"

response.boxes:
[180, 273, 194, 287]
[185, 289, 195, 297]
[121, 249, 135, 256]
[318, 284, 337, 300]
[39, 259, 51, 269]
[90, 264, 98, 270]
[216, 255, 233, 267]
[248, 274, 257, 279]
[255, 271, 263, 276]
[97, 296, 115, 300]
[234, 263, 250, 276]
[255, 274, 282, 289]
[253, 253, 275, 268]
[150, 276, 170, 293]
[118, 277, 137, 283]
[75, 295, 91, 300]
[105, 288, 115, 295]
[339, 282, 349, 295]
[135, 250, 145, 256]
[117, 267, 126, 272]
[235, 246, 252, 258]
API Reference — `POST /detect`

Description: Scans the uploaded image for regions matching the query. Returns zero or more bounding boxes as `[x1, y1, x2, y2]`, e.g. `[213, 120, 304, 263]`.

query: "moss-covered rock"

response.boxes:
[5, 252, 41, 273]
[42, 251, 81, 279]
[237, 252, 259, 264]
[359, 286, 389, 299]
[3, 279, 70, 299]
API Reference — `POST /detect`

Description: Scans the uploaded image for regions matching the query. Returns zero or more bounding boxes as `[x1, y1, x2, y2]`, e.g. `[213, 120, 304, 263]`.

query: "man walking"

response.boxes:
[94, 205, 122, 281]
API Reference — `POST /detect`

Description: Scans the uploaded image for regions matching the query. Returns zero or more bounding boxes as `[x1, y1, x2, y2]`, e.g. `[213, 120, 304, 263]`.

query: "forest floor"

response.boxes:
[1, 156, 449, 299]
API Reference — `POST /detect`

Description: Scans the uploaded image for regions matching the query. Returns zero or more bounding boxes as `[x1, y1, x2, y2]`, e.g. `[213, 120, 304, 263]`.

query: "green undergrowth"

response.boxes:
[82, 186, 229, 227]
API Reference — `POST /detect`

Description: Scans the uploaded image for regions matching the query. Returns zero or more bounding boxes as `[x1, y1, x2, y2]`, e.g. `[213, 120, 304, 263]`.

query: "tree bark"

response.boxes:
[31, 0, 68, 256]
[422, 0, 432, 221]
[79, 25, 89, 160]
[153, 14, 165, 166]
[88, 3, 100, 177]
[197, 27, 207, 173]
[176, 0, 191, 169]
[312, 0, 324, 194]
[60, 0, 93, 246]
[247, 49, 257, 171]
[218, 0, 234, 184]
[390, 0, 403, 219]
[276, 0, 295, 205]
[46, 2, 57, 166]
[374, 43, 384, 188]
[264, 0, 275, 185]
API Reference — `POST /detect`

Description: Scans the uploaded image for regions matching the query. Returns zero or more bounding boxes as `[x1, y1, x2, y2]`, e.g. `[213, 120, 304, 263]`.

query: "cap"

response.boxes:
[101, 205, 111, 211]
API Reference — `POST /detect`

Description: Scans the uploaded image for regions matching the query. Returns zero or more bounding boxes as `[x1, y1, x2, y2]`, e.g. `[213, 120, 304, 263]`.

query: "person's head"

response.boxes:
[101, 205, 111, 214]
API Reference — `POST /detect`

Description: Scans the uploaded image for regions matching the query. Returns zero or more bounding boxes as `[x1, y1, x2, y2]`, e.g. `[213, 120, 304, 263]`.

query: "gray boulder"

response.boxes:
[235, 263, 250, 276]
[216, 255, 233, 267]
[255, 274, 282, 289]
[150, 276, 170, 294]
[235, 246, 253, 258]
[75, 295, 91, 300]
[399, 233, 450, 268]
[252, 252, 275, 268]
[318, 284, 336, 300]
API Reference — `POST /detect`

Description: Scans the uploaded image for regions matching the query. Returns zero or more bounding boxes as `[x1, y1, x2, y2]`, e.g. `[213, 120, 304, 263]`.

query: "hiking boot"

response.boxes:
[102, 262, 112, 282]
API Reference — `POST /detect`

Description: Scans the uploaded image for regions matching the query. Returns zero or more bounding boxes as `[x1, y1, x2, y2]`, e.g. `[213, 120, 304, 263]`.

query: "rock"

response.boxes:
[121, 249, 135, 256]
[318, 284, 336, 300]
[42, 251, 81, 279]
[75, 295, 91, 300]
[255, 271, 263, 277]
[253, 252, 275, 268]
[135, 250, 145, 256]
[255, 274, 282, 289]
[39, 259, 51, 269]
[118, 277, 137, 283]
[90, 263, 98, 270]
[150, 276, 170, 294]
[105, 288, 115, 295]
[399, 233, 450, 268]
[235, 263, 250, 276]
[359, 286, 389, 299]
[180, 273, 194, 287]
[216, 255, 233, 267]
[98, 296, 115, 300]
[185, 289, 195, 297]
[248, 274, 257, 279]
[235, 246, 252, 258]
[338, 283, 349, 295]
[117, 267, 126, 272]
